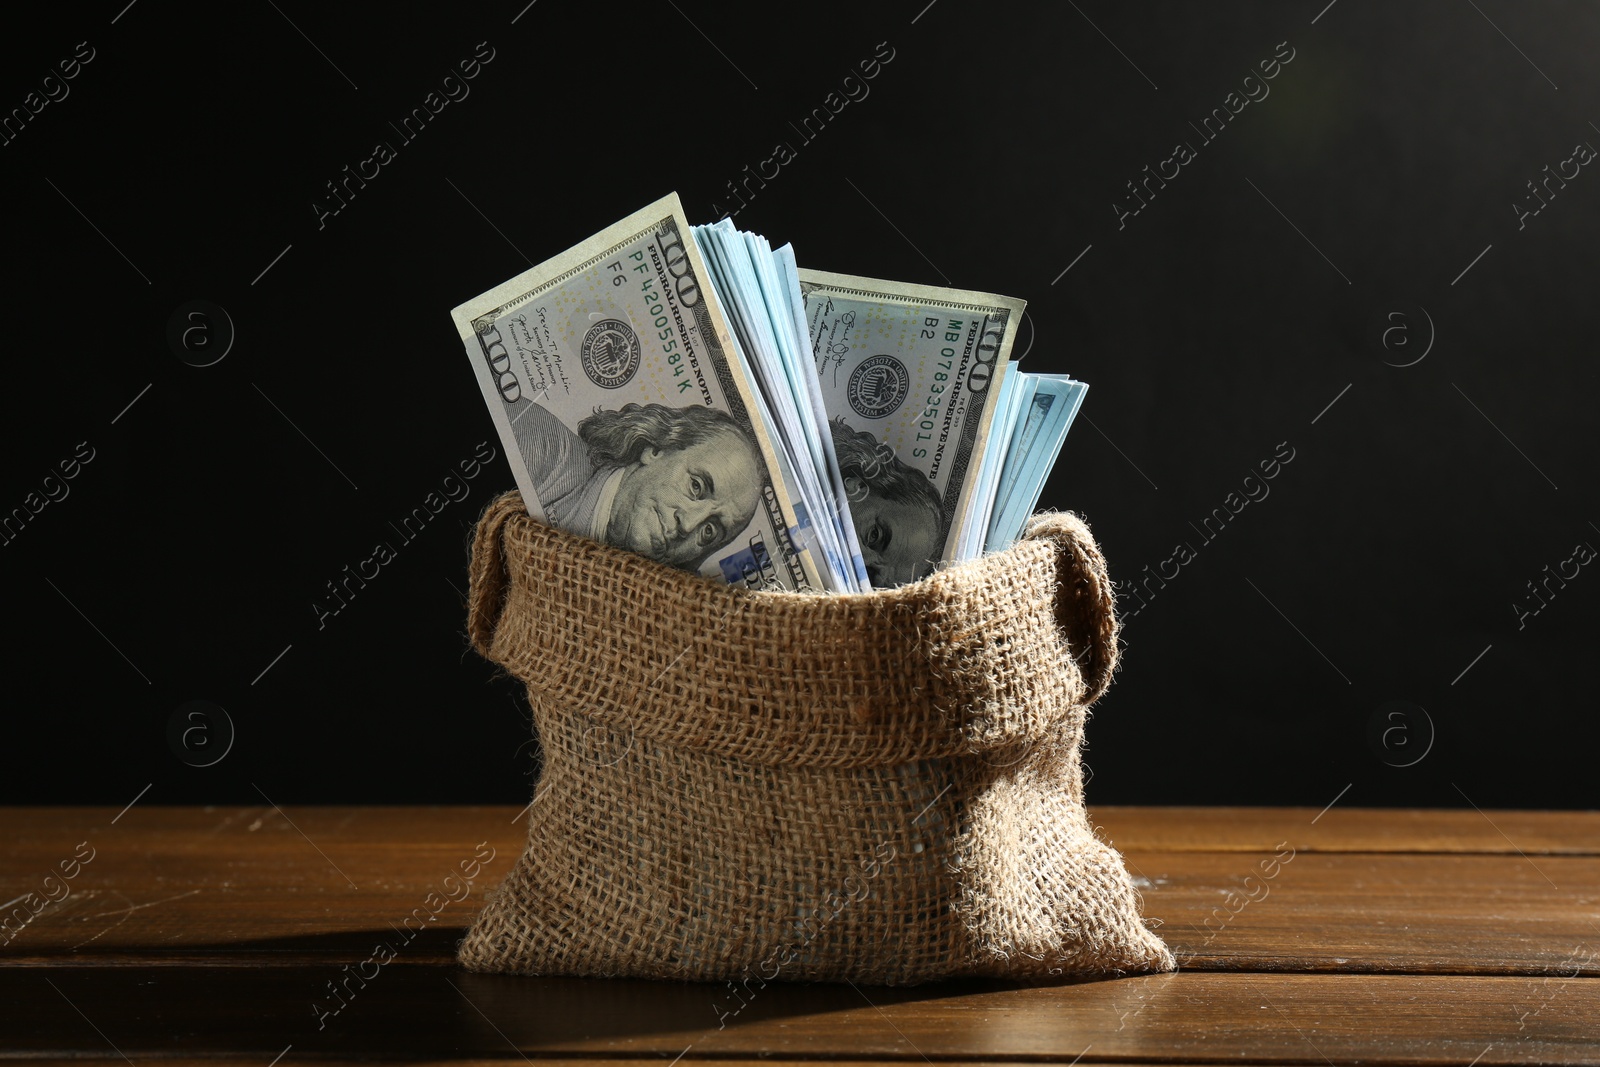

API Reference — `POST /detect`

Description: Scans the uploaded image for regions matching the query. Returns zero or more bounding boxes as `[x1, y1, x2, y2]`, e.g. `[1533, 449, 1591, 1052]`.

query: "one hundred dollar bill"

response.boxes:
[451, 193, 823, 591]
[797, 269, 1024, 586]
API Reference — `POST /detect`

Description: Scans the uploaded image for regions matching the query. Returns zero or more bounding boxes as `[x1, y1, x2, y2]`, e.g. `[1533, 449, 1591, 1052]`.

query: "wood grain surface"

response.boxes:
[3, 804, 1596, 1063]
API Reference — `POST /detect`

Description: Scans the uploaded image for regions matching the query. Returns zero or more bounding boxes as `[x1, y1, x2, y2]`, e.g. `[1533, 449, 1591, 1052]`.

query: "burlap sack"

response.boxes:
[458, 490, 1174, 984]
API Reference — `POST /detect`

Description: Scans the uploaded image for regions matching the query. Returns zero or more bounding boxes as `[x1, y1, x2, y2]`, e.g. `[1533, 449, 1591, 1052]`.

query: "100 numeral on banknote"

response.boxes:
[451, 194, 822, 591]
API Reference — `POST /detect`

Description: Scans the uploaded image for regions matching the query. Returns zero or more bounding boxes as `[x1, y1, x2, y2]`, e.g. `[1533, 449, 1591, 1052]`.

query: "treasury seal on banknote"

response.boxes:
[847, 354, 909, 418]
[580, 319, 641, 389]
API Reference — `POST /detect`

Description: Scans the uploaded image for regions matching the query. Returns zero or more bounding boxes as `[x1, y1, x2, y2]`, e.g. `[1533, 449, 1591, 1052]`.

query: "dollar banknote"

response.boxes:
[797, 270, 1024, 586]
[451, 193, 823, 591]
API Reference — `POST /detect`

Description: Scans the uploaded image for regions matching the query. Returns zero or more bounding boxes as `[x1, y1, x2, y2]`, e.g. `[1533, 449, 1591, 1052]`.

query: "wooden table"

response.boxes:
[3, 805, 1597, 1064]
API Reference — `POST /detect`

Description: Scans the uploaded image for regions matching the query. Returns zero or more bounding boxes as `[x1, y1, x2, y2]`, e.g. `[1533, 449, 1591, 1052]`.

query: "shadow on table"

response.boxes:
[7, 928, 1124, 1058]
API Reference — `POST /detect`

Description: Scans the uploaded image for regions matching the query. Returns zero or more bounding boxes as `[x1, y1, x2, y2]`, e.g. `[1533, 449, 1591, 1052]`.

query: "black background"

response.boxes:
[3, 1, 1594, 809]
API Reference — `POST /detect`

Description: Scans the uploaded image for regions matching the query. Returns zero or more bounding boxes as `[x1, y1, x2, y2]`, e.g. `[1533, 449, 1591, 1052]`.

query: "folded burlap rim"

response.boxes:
[466, 490, 1121, 769]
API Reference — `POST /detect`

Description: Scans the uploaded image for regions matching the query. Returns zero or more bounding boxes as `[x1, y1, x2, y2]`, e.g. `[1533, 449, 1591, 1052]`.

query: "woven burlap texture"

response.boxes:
[458, 490, 1175, 984]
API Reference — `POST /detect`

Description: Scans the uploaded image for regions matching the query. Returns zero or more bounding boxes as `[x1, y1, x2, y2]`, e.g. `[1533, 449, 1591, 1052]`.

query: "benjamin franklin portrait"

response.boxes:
[511, 400, 764, 571]
[830, 418, 943, 587]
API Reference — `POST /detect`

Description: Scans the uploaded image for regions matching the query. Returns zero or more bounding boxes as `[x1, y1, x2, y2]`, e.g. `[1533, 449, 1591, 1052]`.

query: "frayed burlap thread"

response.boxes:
[458, 490, 1174, 984]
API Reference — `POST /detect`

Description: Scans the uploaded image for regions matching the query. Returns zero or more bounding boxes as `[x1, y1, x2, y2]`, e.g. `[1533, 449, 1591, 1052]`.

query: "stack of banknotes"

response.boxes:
[451, 193, 1085, 591]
